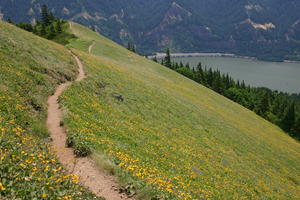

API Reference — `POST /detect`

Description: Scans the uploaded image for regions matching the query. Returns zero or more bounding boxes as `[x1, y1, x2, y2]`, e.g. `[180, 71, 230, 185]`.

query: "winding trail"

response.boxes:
[47, 43, 132, 200]
[89, 40, 96, 54]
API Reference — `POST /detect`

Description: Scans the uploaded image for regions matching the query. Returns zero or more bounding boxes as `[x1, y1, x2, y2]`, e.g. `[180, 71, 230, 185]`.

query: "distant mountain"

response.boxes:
[1, 0, 300, 61]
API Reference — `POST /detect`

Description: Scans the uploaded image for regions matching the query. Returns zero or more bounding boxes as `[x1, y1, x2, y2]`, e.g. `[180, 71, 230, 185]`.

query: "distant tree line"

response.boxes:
[6, 5, 76, 45]
[155, 49, 300, 140]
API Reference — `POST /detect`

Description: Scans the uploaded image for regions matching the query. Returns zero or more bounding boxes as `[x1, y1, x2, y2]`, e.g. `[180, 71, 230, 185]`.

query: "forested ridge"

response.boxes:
[157, 49, 300, 140]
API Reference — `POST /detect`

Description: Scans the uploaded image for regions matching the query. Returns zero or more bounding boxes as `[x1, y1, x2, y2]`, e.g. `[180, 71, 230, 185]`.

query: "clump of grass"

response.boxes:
[73, 140, 92, 157]
[92, 153, 115, 175]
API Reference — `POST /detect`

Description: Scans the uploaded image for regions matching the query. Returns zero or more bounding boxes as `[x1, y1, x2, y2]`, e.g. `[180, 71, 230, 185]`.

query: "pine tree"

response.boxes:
[127, 42, 136, 52]
[236, 80, 240, 88]
[281, 102, 295, 133]
[56, 20, 62, 33]
[241, 80, 246, 89]
[152, 57, 158, 63]
[41, 4, 50, 25]
[48, 24, 56, 39]
[164, 48, 172, 68]
[185, 63, 190, 69]
[33, 26, 38, 34]
[207, 68, 214, 87]
[292, 116, 300, 139]
[7, 17, 13, 24]
[174, 62, 179, 69]
[40, 23, 46, 36]
[127, 42, 131, 50]
[179, 62, 184, 68]
[48, 12, 55, 22]
[256, 92, 270, 117]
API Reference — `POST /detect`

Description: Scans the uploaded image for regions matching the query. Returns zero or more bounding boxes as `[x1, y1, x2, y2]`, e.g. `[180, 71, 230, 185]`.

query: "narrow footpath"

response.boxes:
[47, 43, 132, 200]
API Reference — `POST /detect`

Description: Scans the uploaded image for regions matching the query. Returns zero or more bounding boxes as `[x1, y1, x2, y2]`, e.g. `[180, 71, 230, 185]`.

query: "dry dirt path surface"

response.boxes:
[47, 44, 133, 200]
[89, 40, 96, 54]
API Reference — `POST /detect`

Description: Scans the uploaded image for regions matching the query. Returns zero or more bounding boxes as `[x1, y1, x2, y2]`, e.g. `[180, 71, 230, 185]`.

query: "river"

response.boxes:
[170, 56, 300, 94]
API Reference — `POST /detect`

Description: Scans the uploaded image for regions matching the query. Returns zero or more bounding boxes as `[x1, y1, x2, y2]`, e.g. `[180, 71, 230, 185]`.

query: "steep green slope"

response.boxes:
[0, 22, 100, 199]
[62, 22, 300, 199]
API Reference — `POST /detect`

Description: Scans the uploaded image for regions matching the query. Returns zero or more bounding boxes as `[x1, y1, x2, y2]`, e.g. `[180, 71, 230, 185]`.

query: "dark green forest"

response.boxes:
[158, 50, 300, 140]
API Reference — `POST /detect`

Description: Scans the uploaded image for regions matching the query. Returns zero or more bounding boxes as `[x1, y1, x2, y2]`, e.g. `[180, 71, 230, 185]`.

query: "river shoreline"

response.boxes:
[148, 52, 257, 60]
[148, 52, 300, 64]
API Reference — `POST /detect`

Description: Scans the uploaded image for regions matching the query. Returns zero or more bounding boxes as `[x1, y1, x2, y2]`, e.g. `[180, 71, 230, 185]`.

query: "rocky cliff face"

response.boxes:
[1, 0, 300, 60]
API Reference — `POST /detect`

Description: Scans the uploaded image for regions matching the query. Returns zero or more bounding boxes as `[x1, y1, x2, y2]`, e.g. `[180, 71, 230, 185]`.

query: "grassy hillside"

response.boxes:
[62, 22, 300, 199]
[0, 22, 100, 199]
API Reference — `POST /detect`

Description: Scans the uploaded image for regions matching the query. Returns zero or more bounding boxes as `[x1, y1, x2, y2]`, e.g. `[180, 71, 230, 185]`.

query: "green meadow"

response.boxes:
[0, 22, 100, 199]
[60, 22, 300, 199]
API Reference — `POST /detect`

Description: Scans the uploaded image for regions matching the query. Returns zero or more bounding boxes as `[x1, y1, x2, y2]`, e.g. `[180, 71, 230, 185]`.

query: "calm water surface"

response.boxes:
[171, 57, 300, 94]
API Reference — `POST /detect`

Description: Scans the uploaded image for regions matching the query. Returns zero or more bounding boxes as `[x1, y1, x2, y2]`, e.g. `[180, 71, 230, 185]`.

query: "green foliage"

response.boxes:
[13, 5, 76, 45]
[175, 67, 194, 80]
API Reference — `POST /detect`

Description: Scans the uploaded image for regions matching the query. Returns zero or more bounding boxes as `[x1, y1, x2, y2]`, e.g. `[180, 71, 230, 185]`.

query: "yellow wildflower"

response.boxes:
[0, 182, 5, 191]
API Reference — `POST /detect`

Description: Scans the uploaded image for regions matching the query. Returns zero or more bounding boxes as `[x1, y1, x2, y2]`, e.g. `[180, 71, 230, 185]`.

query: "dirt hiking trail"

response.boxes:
[47, 43, 133, 200]
[89, 40, 96, 54]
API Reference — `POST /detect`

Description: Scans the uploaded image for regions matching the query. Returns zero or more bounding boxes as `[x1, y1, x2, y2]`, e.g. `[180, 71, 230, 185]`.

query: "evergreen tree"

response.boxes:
[127, 42, 136, 52]
[179, 62, 184, 68]
[292, 116, 300, 139]
[207, 68, 214, 86]
[195, 62, 205, 84]
[152, 57, 158, 63]
[56, 20, 62, 33]
[212, 71, 224, 94]
[127, 42, 131, 50]
[255, 92, 270, 117]
[174, 62, 179, 69]
[48, 24, 56, 39]
[164, 48, 172, 68]
[48, 12, 55, 22]
[7, 17, 13, 24]
[241, 80, 246, 89]
[40, 23, 46, 36]
[185, 63, 190, 69]
[236, 80, 240, 88]
[281, 102, 295, 133]
[33, 26, 38, 34]
[41, 4, 50, 25]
